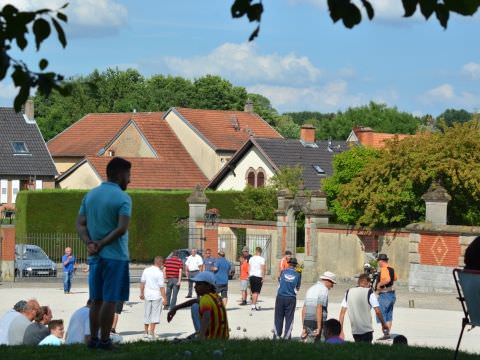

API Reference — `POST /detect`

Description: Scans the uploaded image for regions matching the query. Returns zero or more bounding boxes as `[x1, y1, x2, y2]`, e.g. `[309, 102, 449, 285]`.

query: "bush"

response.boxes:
[15, 189, 243, 261]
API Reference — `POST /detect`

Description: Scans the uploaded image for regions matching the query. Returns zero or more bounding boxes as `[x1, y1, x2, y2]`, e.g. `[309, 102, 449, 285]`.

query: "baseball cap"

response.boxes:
[320, 271, 337, 284]
[377, 253, 389, 261]
[192, 271, 216, 285]
[242, 246, 249, 252]
[218, 249, 225, 256]
[287, 257, 298, 266]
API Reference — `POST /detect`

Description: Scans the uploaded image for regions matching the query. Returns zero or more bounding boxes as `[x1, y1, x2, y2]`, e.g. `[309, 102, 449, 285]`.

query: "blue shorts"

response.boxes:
[89, 256, 130, 302]
[377, 291, 396, 323]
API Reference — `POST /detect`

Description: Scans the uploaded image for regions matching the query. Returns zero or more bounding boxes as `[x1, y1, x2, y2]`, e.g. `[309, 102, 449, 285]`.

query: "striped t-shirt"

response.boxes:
[199, 293, 229, 339]
[164, 257, 183, 279]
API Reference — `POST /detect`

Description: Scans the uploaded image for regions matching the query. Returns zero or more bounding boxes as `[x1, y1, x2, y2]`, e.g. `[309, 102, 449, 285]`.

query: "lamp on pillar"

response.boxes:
[421, 182, 451, 225]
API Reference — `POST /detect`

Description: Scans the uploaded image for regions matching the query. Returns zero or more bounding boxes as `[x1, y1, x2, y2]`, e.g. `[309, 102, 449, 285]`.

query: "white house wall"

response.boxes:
[165, 111, 221, 179]
[216, 147, 275, 191]
[59, 162, 101, 189]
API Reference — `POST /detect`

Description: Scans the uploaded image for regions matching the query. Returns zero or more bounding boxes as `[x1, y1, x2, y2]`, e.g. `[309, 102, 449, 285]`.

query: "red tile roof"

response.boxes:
[353, 127, 413, 149]
[48, 113, 133, 156]
[173, 108, 282, 151]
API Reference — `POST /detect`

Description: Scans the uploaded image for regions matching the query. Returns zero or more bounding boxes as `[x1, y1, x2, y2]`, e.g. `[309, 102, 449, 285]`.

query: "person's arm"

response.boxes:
[160, 287, 167, 305]
[199, 257, 204, 272]
[139, 281, 146, 300]
[261, 264, 266, 281]
[178, 265, 182, 285]
[374, 307, 389, 334]
[96, 215, 130, 250]
[167, 299, 198, 322]
[339, 306, 347, 339]
[185, 257, 190, 278]
[76, 215, 98, 255]
[63, 256, 71, 266]
[316, 304, 323, 336]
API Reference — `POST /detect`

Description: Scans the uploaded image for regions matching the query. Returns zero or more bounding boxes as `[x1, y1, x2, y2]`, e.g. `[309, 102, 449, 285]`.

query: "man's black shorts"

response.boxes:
[353, 331, 373, 343]
[216, 284, 228, 299]
[249, 276, 263, 294]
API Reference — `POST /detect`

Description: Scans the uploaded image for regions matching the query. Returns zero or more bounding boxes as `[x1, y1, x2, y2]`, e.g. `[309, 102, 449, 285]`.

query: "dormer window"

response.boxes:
[11, 141, 29, 154]
[312, 165, 325, 175]
[108, 150, 115, 157]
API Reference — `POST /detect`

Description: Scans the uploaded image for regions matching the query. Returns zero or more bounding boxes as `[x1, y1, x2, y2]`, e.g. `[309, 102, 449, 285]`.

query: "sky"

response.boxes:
[1, 0, 480, 117]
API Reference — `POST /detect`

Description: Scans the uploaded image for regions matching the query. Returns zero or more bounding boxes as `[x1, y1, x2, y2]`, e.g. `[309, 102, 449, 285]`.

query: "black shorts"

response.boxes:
[353, 331, 373, 343]
[216, 284, 228, 298]
[249, 276, 263, 294]
[115, 301, 124, 314]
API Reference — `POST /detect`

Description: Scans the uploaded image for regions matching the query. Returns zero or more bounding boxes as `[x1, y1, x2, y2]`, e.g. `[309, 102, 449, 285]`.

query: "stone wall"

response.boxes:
[0, 225, 15, 281]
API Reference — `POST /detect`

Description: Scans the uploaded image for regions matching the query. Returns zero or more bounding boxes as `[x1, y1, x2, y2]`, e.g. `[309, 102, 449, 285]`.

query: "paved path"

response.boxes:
[0, 281, 477, 354]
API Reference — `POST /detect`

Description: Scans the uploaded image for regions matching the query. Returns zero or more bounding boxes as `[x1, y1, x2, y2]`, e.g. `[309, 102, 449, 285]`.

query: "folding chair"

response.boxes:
[453, 268, 480, 360]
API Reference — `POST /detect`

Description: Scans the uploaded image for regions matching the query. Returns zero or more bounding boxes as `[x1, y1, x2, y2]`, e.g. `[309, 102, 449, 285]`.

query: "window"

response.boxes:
[247, 170, 255, 187]
[11, 141, 29, 154]
[312, 165, 325, 175]
[108, 150, 115, 157]
[257, 170, 265, 187]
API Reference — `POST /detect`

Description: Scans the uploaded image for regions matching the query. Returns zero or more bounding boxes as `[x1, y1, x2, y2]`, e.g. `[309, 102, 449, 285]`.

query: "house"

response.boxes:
[346, 126, 413, 149]
[0, 101, 57, 207]
[48, 103, 281, 189]
[208, 124, 348, 191]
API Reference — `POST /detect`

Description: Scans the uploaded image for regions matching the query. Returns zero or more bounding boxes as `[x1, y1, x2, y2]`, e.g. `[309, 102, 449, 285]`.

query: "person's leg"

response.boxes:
[63, 272, 69, 293]
[283, 297, 296, 339]
[90, 300, 103, 342]
[88, 257, 103, 346]
[99, 301, 116, 342]
[187, 277, 193, 297]
[144, 300, 152, 337]
[149, 299, 161, 337]
[170, 278, 179, 309]
[273, 296, 284, 338]
[69, 271, 73, 292]
[111, 313, 118, 332]
[190, 302, 201, 332]
[165, 279, 173, 307]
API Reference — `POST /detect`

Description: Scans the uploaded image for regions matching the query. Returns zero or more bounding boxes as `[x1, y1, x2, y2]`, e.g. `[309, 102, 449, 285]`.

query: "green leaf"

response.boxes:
[32, 18, 51, 50]
[246, 3, 263, 22]
[444, 0, 480, 16]
[342, 3, 362, 28]
[39, 58, 48, 71]
[52, 18, 67, 48]
[57, 12, 68, 22]
[248, 25, 260, 41]
[419, 0, 436, 19]
[231, 0, 250, 18]
[361, 0, 374, 20]
[402, 0, 418, 17]
[435, 3, 449, 28]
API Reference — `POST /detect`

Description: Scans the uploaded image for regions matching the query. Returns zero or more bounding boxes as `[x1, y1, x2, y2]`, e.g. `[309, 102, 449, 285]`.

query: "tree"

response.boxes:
[437, 109, 472, 127]
[330, 121, 480, 227]
[247, 93, 278, 125]
[192, 75, 247, 111]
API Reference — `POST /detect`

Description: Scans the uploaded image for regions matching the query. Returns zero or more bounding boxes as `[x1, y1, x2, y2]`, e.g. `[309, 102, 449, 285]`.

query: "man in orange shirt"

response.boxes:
[279, 250, 293, 274]
[376, 254, 397, 332]
[239, 255, 249, 305]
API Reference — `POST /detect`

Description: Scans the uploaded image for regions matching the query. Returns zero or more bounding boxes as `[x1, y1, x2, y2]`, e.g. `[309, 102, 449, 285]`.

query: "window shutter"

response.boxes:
[0, 180, 7, 203]
[11, 180, 20, 203]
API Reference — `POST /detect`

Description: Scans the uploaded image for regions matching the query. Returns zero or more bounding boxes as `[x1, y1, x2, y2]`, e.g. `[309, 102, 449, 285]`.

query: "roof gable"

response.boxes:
[0, 108, 57, 177]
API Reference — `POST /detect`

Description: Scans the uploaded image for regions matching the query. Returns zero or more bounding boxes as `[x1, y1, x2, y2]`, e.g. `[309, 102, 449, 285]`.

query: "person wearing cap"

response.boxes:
[212, 250, 231, 306]
[241, 246, 252, 262]
[0, 300, 27, 345]
[167, 271, 229, 339]
[301, 271, 336, 342]
[376, 253, 397, 332]
[273, 257, 301, 339]
[278, 250, 293, 274]
[338, 274, 389, 343]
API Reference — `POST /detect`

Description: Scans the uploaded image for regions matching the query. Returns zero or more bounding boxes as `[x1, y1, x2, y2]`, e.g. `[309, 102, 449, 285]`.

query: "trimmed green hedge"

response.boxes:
[15, 189, 242, 261]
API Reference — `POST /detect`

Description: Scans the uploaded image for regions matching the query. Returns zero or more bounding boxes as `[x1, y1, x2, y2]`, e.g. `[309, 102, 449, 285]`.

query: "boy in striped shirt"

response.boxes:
[164, 251, 183, 310]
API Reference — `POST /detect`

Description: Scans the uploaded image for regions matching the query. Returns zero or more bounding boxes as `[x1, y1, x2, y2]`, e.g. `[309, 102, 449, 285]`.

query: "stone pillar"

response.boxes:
[0, 225, 16, 281]
[421, 183, 451, 225]
[187, 185, 209, 249]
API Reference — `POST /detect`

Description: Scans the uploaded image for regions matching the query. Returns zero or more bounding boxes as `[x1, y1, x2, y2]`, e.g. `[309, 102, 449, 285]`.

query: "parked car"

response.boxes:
[166, 249, 235, 279]
[15, 244, 57, 277]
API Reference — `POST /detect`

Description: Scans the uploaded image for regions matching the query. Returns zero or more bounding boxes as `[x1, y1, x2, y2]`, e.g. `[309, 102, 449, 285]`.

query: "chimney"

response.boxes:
[24, 99, 34, 122]
[300, 124, 316, 143]
[244, 98, 254, 113]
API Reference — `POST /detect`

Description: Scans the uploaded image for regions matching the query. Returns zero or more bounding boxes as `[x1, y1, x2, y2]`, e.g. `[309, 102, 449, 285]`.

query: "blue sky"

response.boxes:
[1, 0, 480, 116]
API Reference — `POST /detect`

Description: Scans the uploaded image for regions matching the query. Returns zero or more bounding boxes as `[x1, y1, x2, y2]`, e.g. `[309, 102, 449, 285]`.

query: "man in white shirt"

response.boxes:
[140, 256, 167, 340]
[185, 249, 204, 298]
[301, 271, 336, 342]
[339, 274, 389, 343]
[8, 299, 40, 345]
[248, 247, 266, 311]
[0, 300, 26, 345]
[65, 300, 92, 345]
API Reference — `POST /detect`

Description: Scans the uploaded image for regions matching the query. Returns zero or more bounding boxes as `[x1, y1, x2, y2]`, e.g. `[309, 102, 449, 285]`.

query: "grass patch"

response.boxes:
[0, 339, 475, 360]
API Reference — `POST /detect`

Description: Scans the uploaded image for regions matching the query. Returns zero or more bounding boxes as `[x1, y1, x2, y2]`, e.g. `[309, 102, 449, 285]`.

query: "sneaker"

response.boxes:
[251, 305, 256, 311]
[149, 333, 156, 340]
[143, 332, 149, 340]
[97, 339, 114, 350]
[87, 337, 100, 349]
[240, 301, 247, 306]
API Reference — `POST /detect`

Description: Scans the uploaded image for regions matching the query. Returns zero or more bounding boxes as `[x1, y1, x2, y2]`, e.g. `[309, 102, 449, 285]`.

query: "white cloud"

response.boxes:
[158, 42, 321, 84]
[248, 81, 365, 112]
[462, 62, 480, 80]
[0, 0, 128, 37]
[425, 84, 455, 101]
[421, 84, 480, 110]
[0, 82, 16, 100]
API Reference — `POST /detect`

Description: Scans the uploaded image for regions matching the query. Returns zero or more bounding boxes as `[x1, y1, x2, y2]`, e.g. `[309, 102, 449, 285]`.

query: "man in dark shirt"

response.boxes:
[23, 306, 52, 345]
[164, 251, 183, 310]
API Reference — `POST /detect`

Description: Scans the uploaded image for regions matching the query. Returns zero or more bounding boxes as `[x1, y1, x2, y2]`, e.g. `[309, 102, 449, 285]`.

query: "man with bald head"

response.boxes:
[8, 299, 40, 345]
[62, 247, 76, 294]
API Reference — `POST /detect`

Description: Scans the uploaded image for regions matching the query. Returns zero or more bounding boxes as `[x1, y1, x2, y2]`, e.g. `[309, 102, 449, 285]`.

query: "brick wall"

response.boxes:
[204, 227, 219, 252]
[418, 233, 460, 267]
[0, 225, 15, 261]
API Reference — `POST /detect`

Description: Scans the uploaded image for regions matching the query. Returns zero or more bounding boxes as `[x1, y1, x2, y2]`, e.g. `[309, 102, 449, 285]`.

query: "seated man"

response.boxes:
[324, 319, 345, 345]
[65, 300, 92, 345]
[39, 319, 64, 346]
[23, 306, 52, 345]
[167, 271, 229, 339]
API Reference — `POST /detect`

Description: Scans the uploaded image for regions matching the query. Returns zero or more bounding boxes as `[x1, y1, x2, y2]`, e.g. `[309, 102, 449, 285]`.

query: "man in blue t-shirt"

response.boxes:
[76, 157, 132, 350]
[62, 247, 76, 294]
[212, 250, 231, 306]
[274, 257, 301, 340]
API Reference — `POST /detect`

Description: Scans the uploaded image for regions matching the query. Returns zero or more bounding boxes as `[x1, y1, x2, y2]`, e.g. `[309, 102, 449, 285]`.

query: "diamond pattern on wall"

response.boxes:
[431, 236, 448, 265]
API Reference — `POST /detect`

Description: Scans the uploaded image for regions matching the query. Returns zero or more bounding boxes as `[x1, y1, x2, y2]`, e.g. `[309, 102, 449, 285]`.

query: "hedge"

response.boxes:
[15, 189, 243, 261]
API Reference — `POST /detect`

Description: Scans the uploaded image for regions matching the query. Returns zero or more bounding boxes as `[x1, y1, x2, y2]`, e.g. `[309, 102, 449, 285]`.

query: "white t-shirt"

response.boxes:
[141, 265, 165, 300]
[185, 255, 203, 271]
[304, 282, 329, 321]
[248, 255, 265, 278]
[65, 306, 90, 345]
[0, 310, 21, 345]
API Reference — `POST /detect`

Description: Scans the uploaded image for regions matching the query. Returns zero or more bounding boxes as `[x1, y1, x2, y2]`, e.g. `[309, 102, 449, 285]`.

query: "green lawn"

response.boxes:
[0, 339, 476, 360]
